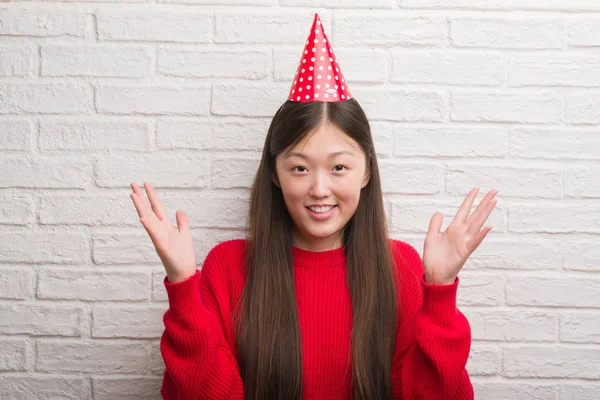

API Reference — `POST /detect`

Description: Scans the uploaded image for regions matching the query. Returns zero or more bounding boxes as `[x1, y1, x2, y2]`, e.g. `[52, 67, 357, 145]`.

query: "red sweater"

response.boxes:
[160, 239, 474, 400]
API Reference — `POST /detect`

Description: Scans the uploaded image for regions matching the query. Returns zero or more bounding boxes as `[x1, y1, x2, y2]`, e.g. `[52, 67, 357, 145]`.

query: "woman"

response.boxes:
[130, 14, 497, 400]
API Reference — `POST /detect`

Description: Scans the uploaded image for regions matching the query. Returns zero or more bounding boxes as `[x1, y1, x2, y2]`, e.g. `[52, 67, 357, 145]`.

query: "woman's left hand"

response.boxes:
[422, 188, 498, 285]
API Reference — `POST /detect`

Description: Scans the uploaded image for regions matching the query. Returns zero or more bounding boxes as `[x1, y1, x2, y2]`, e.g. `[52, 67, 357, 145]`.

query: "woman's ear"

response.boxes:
[361, 167, 371, 189]
[272, 172, 281, 188]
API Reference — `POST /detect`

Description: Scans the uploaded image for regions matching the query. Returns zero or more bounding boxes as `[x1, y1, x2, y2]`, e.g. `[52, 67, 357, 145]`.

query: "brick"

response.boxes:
[36, 340, 151, 374]
[215, 10, 319, 44]
[508, 205, 600, 234]
[510, 54, 600, 87]
[97, 8, 212, 42]
[0, 119, 32, 150]
[0, 339, 27, 371]
[38, 270, 150, 301]
[451, 18, 563, 49]
[507, 276, 600, 308]
[393, 125, 506, 158]
[0, 376, 91, 400]
[0, 194, 33, 224]
[451, 91, 562, 123]
[402, 0, 600, 10]
[563, 241, 600, 272]
[503, 346, 600, 379]
[93, 227, 245, 266]
[351, 88, 444, 122]
[212, 83, 289, 117]
[471, 382, 556, 400]
[164, 0, 274, 3]
[0, 8, 86, 37]
[40, 195, 139, 226]
[390, 200, 505, 234]
[39, 119, 150, 151]
[560, 384, 600, 400]
[379, 161, 443, 195]
[156, 118, 268, 152]
[509, 127, 600, 160]
[467, 345, 501, 375]
[567, 19, 600, 47]
[392, 50, 505, 86]
[446, 165, 561, 199]
[0, 83, 93, 114]
[565, 92, 600, 124]
[465, 309, 556, 342]
[456, 274, 504, 306]
[370, 122, 393, 159]
[465, 238, 561, 271]
[0, 268, 32, 299]
[0, 45, 35, 76]
[0, 232, 86, 263]
[212, 158, 260, 189]
[158, 48, 269, 79]
[96, 85, 211, 116]
[95, 157, 210, 188]
[0, 157, 90, 188]
[565, 167, 600, 198]
[42, 45, 151, 77]
[560, 313, 600, 343]
[0, 304, 83, 336]
[92, 305, 166, 338]
[93, 377, 161, 400]
[334, 14, 446, 46]
[93, 232, 160, 266]
[282, 0, 392, 7]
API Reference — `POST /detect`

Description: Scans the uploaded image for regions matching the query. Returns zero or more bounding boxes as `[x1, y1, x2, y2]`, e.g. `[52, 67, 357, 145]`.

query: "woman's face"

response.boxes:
[275, 121, 370, 252]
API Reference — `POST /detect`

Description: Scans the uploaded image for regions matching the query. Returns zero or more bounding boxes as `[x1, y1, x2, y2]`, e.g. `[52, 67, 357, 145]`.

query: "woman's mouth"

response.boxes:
[306, 205, 337, 220]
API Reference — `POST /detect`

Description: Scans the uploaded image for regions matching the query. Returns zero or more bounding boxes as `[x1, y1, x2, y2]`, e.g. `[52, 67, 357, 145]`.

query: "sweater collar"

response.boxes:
[292, 245, 346, 267]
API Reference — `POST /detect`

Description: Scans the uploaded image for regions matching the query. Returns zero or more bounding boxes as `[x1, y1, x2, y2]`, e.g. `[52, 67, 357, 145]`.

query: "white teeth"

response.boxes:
[308, 205, 334, 213]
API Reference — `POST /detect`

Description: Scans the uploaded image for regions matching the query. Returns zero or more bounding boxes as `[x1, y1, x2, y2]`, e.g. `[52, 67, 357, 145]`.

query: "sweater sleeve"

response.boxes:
[160, 243, 245, 400]
[391, 241, 474, 400]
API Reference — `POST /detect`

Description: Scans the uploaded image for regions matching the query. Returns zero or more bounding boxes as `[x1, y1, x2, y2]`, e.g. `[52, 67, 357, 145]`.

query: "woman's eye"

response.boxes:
[293, 166, 307, 172]
[333, 165, 347, 172]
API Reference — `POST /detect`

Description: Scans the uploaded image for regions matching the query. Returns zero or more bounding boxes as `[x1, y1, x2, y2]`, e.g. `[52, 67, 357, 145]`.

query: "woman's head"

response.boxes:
[238, 98, 397, 400]
[267, 98, 378, 250]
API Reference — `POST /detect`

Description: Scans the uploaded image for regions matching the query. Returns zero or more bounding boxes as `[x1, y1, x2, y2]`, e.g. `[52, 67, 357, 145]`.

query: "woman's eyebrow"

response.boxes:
[284, 150, 355, 160]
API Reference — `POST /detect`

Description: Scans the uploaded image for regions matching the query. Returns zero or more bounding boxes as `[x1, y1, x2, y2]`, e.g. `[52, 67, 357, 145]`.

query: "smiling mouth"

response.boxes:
[306, 205, 337, 213]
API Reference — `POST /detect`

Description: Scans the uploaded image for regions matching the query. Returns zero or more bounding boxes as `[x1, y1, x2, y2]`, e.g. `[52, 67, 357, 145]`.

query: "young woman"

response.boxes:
[129, 14, 497, 400]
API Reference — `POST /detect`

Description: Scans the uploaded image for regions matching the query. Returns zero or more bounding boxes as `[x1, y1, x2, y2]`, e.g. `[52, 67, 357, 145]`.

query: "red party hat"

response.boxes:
[288, 13, 352, 103]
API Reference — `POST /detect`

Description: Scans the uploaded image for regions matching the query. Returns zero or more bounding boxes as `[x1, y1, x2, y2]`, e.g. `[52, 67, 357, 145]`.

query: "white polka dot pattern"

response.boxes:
[288, 13, 352, 103]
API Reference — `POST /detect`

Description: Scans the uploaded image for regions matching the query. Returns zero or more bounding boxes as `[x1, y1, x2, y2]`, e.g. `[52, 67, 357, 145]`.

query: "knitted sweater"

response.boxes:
[160, 239, 474, 399]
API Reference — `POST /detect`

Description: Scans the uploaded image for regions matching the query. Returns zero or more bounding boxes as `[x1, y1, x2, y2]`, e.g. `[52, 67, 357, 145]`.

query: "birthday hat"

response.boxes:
[288, 13, 352, 103]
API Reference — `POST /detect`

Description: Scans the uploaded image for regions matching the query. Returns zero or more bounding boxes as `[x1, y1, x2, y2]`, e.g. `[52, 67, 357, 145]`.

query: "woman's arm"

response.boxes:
[391, 240, 474, 400]
[160, 245, 245, 400]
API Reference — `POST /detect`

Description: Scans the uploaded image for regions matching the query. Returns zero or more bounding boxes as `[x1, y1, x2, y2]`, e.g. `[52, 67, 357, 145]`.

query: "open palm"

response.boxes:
[130, 182, 197, 283]
[423, 188, 498, 285]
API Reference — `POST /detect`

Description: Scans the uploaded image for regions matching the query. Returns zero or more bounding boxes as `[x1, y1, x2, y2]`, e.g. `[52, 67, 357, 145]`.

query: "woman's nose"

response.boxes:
[309, 172, 331, 198]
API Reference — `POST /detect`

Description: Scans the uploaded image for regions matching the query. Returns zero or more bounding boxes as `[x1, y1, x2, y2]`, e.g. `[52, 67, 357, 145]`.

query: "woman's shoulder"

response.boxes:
[201, 239, 247, 279]
[387, 238, 425, 281]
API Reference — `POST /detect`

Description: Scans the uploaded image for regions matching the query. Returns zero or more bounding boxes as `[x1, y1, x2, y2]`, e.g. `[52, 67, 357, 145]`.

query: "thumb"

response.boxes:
[175, 210, 190, 233]
[426, 212, 443, 243]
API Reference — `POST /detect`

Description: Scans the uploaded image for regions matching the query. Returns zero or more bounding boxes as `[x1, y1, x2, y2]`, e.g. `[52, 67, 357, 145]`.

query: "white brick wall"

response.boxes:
[0, 2, 599, 399]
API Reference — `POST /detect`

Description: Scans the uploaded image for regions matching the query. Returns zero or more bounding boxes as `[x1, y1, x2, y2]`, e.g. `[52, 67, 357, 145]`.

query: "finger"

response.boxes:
[454, 188, 480, 223]
[130, 183, 151, 219]
[175, 210, 190, 233]
[139, 216, 162, 247]
[426, 212, 444, 242]
[467, 190, 498, 233]
[467, 225, 493, 254]
[144, 182, 168, 221]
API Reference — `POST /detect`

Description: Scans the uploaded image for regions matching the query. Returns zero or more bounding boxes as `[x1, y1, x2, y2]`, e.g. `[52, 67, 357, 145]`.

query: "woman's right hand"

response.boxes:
[130, 182, 197, 283]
